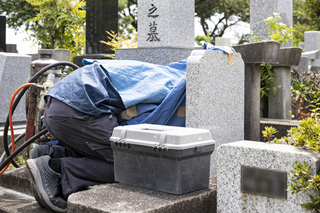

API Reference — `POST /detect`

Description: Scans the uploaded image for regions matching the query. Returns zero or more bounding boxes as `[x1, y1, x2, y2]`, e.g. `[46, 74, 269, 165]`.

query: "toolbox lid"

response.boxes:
[110, 124, 215, 150]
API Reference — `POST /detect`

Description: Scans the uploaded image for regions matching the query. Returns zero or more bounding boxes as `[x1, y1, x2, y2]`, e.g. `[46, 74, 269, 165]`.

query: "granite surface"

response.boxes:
[137, 0, 194, 48]
[217, 141, 320, 213]
[305, 31, 320, 52]
[0, 53, 31, 123]
[305, 31, 320, 67]
[250, 0, 293, 47]
[115, 47, 194, 65]
[297, 56, 309, 73]
[68, 177, 217, 213]
[186, 50, 245, 175]
[268, 66, 292, 119]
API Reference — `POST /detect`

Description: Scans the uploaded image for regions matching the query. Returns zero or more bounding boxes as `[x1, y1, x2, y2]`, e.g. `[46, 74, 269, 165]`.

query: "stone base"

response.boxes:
[73, 54, 114, 67]
[115, 47, 195, 65]
[68, 177, 217, 212]
[217, 141, 320, 212]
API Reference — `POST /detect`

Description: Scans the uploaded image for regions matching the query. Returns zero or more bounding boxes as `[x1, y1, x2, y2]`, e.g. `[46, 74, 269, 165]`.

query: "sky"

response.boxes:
[6, 18, 250, 55]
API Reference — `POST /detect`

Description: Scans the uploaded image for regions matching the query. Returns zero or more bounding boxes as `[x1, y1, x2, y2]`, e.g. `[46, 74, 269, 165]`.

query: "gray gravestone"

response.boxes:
[186, 50, 245, 174]
[0, 16, 6, 52]
[86, 0, 118, 54]
[305, 31, 320, 53]
[116, 0, 195, 65]
[73, 0, 118, 66]
[138, 0, 194, 48]
[304, 31, 320, 71]
[217, 141, 320, 212]
[250, 0, 293, 47]
[0, 53, 31, 124]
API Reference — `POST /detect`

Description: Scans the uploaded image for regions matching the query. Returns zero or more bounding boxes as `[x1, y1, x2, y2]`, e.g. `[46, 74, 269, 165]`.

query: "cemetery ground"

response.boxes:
[1, 0, 320, 212]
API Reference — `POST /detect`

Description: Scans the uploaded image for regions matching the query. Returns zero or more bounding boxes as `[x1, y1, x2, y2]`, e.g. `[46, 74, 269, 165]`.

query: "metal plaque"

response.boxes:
[241, 166, 287, 199]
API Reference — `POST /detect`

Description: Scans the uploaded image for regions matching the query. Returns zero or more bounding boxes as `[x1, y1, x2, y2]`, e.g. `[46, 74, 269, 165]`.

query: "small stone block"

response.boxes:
[277, 47, 302, 66]
[215, 37, 232, 46]
[217, 141, 320, 212]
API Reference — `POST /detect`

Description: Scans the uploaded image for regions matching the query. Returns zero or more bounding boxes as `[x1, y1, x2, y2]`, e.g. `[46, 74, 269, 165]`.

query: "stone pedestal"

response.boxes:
[0, 53, 31, 124]
[116, 48, 193, 65]
[268, 47, 302, 119]
[217, 141, 320, 212]
[186, 50, 244, 175]
[268, 66, 292, 119]
[233, 41, 280, 141]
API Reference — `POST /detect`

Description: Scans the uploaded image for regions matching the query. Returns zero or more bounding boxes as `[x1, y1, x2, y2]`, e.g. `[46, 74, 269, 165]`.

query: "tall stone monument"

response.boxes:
[186, 50, 245, 174]
[116, 0, 195, 65]
[0, 16, 6, 52]
[73, 0, 118, 66]
[250, 0, 293, 47]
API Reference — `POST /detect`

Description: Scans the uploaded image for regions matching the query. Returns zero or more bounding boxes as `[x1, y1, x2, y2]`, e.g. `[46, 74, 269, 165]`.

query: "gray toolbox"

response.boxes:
[110, 124, 215, 194]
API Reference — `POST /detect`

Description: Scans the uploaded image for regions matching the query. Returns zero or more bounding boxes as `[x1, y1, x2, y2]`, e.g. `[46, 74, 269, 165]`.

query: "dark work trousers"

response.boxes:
[44, 97, 118, 199]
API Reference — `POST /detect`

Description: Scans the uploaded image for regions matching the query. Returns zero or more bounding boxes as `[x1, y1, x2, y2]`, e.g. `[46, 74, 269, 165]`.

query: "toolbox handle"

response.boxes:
[159, 133, 167, 146]
[119, 128, 127, 141]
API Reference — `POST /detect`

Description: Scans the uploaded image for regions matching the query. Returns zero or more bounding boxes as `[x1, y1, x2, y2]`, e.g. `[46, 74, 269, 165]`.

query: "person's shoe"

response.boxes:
[29, 143, 54, 159]
[26, 155, 67, 212]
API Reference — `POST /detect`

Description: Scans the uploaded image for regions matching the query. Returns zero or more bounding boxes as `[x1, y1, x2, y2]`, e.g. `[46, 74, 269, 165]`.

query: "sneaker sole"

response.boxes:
[26, 160, 67, 212]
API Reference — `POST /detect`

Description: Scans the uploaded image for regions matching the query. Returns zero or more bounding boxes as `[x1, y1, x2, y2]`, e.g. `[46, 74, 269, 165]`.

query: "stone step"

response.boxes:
[0, 186, 51, 213]
[0, 167, 217, 212]
[0, 167, 33, 196]
[68, 177, 217, 213]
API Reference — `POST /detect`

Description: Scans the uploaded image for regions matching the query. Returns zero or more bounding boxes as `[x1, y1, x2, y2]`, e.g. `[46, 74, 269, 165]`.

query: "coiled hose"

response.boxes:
[0, 61, 79, 173]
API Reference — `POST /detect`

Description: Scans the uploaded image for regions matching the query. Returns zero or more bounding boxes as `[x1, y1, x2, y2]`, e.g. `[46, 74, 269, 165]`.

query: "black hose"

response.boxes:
[3, 62, 80, 168]
[0, 132, 25, 164]
[0, 129, 48, 171]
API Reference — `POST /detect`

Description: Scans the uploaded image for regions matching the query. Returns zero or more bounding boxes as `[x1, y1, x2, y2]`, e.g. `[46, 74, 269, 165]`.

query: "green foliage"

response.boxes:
[286, 116, 320, 211]
[260, 63, 282, 100]
[118, 0, 137, 38]
[8, 155, 25, 169]
[289, 162, 320, 211]
[262, 126, 278, 143]
[292, 0, 320, 46]
[288, 117, 320, 151]
[304, 0, 320, 30]
[195, 31, 213, 46]
[0, 0, 37, 30]
[264, 13, 293, 44]
[100, 29, 137, 58]
[25, 0, 86, 60]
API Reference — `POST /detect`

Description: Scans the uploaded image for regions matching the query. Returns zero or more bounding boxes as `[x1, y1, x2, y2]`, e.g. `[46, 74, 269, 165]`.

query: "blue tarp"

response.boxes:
[47, 43, 231, 127]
